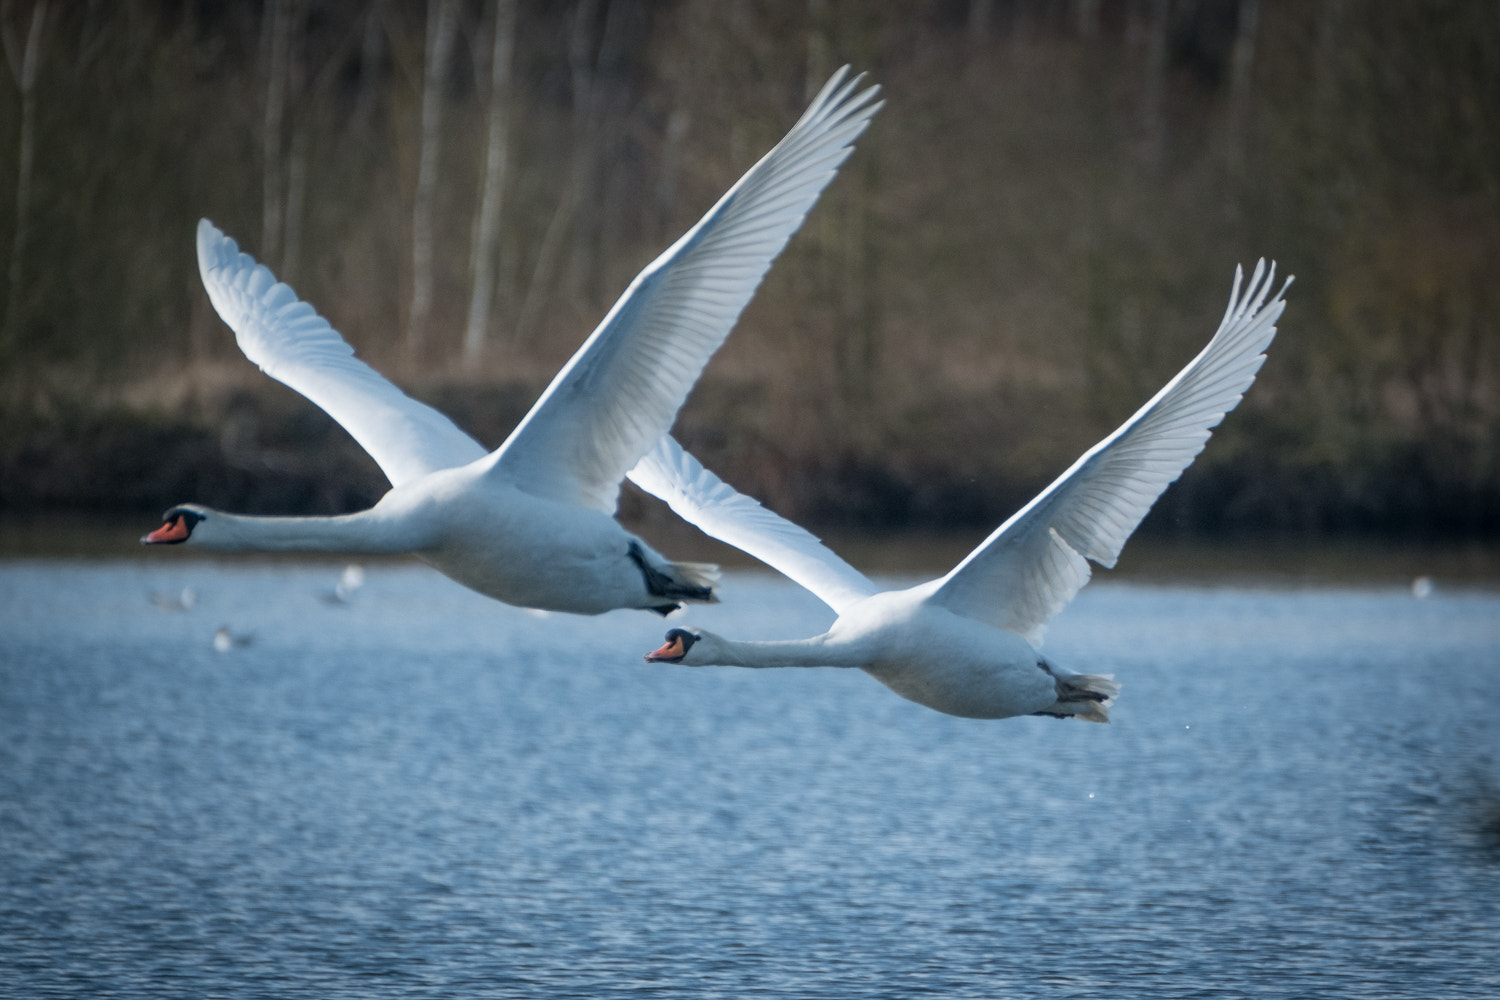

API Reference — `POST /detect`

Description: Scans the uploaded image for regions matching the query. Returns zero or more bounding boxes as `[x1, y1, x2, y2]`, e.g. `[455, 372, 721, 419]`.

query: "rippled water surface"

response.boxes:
[2, 560, 1497, 998]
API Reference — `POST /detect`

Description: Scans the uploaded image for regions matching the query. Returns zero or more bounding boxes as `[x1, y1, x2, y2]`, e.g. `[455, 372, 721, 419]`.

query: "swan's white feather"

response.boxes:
[196, 220, 488, 487]
[491, 67, 883, 514]
[929, 261, 1291, 641]
[628, 436, 879, 614]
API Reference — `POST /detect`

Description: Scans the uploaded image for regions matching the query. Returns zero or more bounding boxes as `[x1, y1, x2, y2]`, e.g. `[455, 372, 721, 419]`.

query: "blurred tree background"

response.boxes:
[0, 0, 1496, 541]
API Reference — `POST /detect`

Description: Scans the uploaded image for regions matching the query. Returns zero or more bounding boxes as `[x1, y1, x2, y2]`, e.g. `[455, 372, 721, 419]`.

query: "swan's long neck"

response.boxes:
[190, 508, 429, 554]
[698, 633, 858, 669]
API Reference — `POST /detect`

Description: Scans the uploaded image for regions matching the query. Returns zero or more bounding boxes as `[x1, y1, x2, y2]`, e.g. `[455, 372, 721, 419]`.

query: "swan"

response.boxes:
[637, 262, 1291, 719]
[143, 69, 882, 616]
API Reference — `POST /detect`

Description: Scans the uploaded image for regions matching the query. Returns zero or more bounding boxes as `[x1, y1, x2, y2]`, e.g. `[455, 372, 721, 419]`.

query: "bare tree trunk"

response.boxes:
[1141, 0, 1169, 167]
[260, 0, 294, 265]
[654, 105, 690, 234]
[284, 10, 365, 285]
[805, 0, 830, 103]
[1073, 0, 1101, 37]
[514, 0, 598, 343]
[1311, 0, 1348, 162]
[282, 119, 310, 283]
[2, 0, 47, 348]
[965, 0, 992, 80]
[462, 0, 517, 366]
[1312, 0, 1346, 116]
[408, 0, 460, 360]
[352, 0, 389, 131]
[570, 0, 630, 309]
[835, 161, 881, 432]
[514, 191, 576, 346]
[806, 0, 836, 289]
[1009, 0, 1037, 59]
[1225, 0, 1261, 178]
[967, 0, 992, 46]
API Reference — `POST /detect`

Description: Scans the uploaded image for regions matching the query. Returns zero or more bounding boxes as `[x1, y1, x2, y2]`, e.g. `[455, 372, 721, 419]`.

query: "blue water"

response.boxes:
[1, 560, 1497, 998]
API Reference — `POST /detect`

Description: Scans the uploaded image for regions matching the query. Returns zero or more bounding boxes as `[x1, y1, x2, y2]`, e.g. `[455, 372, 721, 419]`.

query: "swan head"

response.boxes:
[644, 627, 702, 664]
[142, 506, 208, 545]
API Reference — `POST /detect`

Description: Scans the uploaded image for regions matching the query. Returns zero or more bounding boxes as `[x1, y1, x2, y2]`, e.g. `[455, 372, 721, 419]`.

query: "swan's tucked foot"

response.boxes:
[1034, 658, 1120, 723]
[627, 541, 718, 605]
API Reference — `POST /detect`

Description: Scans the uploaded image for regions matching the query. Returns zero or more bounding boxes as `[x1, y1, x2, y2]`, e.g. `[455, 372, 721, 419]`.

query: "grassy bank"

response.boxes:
[2, 375, 1494, 542]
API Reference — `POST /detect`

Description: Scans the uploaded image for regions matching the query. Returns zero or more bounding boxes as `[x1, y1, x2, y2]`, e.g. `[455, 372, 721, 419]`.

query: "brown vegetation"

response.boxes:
[1, 0, 1497, 538]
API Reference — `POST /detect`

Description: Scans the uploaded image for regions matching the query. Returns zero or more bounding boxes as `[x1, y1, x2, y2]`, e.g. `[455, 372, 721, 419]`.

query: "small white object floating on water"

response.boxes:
[149, 585, 197, 612]
[320, 563, 366, 605]
[213, 626, 254, 653]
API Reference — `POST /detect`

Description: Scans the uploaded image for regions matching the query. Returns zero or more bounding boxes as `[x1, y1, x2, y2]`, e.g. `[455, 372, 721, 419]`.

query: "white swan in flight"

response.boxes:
[637, 262, 1291, 718]
[143, 69, 882, 616]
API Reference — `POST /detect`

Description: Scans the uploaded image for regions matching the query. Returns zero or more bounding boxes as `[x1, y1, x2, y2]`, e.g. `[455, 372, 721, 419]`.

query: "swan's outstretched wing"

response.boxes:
[929, 262, 1291, 642]
[629, 437, 879, 615]
[196, 220, 487, 487]
[490, 68, 882, 513]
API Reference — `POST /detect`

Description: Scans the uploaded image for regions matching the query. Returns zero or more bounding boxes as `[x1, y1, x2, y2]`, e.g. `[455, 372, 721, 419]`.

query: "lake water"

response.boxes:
[1, 559, 1497, 998]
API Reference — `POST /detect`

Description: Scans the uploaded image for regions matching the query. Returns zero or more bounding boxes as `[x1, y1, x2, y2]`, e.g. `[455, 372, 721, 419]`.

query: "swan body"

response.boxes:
[668, 589, 1060, 719]
[640, 262, 1291, 719]
[160, 469, 691, 614]
[837, 592, 1061, 719]
[647, 584, 1102, 720]
[144, 69, 882, 616]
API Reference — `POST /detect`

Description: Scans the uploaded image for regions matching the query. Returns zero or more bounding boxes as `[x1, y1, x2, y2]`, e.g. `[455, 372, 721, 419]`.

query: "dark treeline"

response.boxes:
[0, 0, 1496, 539]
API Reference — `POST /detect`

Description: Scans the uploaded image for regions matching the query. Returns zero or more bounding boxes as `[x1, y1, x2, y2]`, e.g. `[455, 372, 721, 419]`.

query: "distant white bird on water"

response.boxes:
[149, 585, 197, 612]
[213, 626, 254, 653]
[142, 69, 882, 616]
[638, 263, 1291, 720]
[320, 563, 366, 605]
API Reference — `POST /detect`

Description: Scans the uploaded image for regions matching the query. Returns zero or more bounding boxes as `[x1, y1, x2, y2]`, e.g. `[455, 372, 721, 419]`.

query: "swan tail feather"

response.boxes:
[1033, 659, 1120, 723]
[666, 560, 722, 599]
[628, 541, 720, 607]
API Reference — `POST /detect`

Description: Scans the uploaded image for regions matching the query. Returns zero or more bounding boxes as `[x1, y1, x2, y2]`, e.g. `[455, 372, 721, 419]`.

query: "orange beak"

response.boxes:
[143, 516, 191, 544]
[645, 635, 686, 663]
